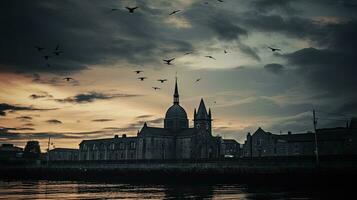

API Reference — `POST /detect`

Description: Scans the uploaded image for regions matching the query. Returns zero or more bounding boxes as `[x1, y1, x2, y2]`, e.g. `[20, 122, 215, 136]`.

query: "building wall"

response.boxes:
[243, 128, 357, 157]
[137, 136, 175, 160]
[49, 149, 79, 161]
[79, 136, 138, 161]
[176, 137, 192, 159]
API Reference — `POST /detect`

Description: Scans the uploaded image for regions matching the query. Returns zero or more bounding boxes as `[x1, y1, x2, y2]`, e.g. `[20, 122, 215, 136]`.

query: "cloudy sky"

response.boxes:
[1, 0, 357, 150]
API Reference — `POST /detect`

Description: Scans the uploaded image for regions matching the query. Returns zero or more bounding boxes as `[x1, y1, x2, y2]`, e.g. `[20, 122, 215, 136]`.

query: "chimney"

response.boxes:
[122, 134, 127, 138]
[288, 131, 292, 135]
[114, 135, 118, 139]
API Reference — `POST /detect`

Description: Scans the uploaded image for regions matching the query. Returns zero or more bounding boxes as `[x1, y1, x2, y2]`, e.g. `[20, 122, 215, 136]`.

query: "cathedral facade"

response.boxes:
[79, 79, 223, 160]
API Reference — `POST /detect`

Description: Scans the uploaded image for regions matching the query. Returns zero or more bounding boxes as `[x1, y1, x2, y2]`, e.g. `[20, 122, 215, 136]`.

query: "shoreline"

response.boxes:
[1, 158, 357, 186]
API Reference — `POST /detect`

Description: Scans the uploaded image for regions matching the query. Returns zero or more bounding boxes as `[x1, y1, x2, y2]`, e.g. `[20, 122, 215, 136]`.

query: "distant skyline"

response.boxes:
[1, 0, 357, 149]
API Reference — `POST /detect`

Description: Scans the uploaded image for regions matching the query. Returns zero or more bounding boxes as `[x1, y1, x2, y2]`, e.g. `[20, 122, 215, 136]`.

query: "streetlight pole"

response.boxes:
[313, 110, 319, 166]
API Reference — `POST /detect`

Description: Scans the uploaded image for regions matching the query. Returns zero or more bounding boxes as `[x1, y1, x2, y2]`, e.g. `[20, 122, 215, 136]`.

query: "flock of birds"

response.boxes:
[33, 1, 282, 93]
[35, 44, 64, 68]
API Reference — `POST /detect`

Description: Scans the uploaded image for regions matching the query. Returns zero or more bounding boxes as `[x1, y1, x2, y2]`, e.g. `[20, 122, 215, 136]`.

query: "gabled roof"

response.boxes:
[140, 126, 172, 136]
[50, 148, 78, 152]
[80, 136, 137, 144]
[223, 139, 240, 144]
[196, 98, 208, 119]
[140, 125, 197, 137]
[252, 127, 271, 136]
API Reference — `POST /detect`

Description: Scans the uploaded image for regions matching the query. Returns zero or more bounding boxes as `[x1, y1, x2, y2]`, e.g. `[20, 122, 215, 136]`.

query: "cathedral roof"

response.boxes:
[140, 126, 196, 137]
[196, 98, 208, 119]
[165, 104, 188, 119]
[165, 77, 188, 120]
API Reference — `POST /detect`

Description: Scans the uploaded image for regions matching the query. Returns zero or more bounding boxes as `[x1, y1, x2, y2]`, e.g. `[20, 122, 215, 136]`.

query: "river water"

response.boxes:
[0, 180, 347, 199]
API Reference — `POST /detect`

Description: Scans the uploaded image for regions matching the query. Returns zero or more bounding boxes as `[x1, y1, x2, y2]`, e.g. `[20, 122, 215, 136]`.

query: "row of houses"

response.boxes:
[242, 118, 357, 157]
[45, 118, 357, 161]
[3, 119, 356, 161]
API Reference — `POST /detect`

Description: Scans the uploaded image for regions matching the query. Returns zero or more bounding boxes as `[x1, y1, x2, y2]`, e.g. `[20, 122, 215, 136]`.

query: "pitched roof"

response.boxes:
[223, 139, 239, 144]
[140, 126, 171, 136]
[50, 148, 78, 152]
[196, 98, 208, 119]
[80, 136, 137, 144]
[140, 126, 196, 137]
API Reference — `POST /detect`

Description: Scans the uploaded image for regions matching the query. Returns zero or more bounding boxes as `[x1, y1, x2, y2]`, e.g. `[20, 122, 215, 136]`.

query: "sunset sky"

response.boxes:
[1, 0, 356, 150]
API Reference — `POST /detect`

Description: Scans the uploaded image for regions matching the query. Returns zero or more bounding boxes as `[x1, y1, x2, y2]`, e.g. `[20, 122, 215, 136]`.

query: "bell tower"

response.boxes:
[194, 98, 212, 135]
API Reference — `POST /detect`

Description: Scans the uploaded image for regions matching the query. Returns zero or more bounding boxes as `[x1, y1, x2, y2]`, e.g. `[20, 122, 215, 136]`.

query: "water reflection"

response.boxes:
[0, 180, 345, 199]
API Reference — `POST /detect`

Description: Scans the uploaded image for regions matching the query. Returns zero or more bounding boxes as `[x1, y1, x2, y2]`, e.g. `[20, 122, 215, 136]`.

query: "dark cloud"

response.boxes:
[0, 103, 57, 116]
[0, 126, 104, 140]
[0, 0, 192, 74]
[184, 3, 260, 61]
[23, 123, 35, 127]
[250, 0, 298, 15]
[46, 119, 62, 124]
[208, 16, 248, 41]
[55, 91, 140, 104]
[31, 73, 80, 86]
[264, 63, 284, 74]
[0, 127, 34, 132]
[135, 115, 153, 119]
[122, 117, 164, 132]
[29, 91, 53, 99]
[16, 116, 33, 121]
[92, 119, 114, 122]
[284, 47, 356, 96]
[102, 127, 122, 131]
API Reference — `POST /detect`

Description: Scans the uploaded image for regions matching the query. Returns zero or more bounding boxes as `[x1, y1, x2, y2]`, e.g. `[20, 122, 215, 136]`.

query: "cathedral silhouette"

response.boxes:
[79, 79, 226, 160]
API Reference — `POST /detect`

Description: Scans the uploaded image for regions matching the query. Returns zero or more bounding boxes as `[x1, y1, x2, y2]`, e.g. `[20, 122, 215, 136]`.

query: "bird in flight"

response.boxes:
[205, 55, 216, 60]
[157, 79, 167, 83]
[268, 46, 281, 52]
[134, 70, 143, 74]
[163, 58, 175, 65]
[53, 51, 63, 56]
[126, 6, 139, 13]
[110, 8, 119, 12]
[224, 50, 228, 54]
[217, 0, 224, 2]
[43, 55, 51, 60]
[184, 52, 192, 55]
[195, 78, 201, 83]
[152, 87, 161, 90]
[63, 77, 73, 82]
[214, 101, 217, 104]
[169, 10, 181, 15]
[35, 46, 45, 52]
[138, 77, 147, 81]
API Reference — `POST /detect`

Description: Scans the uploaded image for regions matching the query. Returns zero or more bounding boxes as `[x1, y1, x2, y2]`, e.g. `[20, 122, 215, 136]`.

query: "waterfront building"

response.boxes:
[23, 141, 41, 159]
[46, 148, 79, 161]
[79, 79, 226, 160]
[221, 139, 241, 158]
[0, 143, 23, 160]
[242, 120, 357, 157]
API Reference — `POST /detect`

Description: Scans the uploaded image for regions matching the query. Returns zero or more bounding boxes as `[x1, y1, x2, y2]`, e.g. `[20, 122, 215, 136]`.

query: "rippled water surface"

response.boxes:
[0, 180, 345, 199]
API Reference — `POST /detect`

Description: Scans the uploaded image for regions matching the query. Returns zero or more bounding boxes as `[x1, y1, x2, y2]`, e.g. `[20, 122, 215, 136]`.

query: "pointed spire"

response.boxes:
[208, 108, 212, 118]
[196, 98, 208, 119]
[173, 76, 179, 104]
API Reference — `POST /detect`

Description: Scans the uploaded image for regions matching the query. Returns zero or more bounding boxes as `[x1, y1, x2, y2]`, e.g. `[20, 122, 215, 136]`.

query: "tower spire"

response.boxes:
[173, 75, 179, 104]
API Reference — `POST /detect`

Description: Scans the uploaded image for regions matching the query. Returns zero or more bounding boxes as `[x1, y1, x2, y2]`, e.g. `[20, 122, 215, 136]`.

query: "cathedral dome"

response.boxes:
[164, 77, 189, 130]
[165, 104, 187, 119]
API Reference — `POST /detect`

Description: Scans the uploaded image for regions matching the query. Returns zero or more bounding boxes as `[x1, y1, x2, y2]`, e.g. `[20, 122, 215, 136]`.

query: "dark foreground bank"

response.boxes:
[1, 157, 357, 186]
